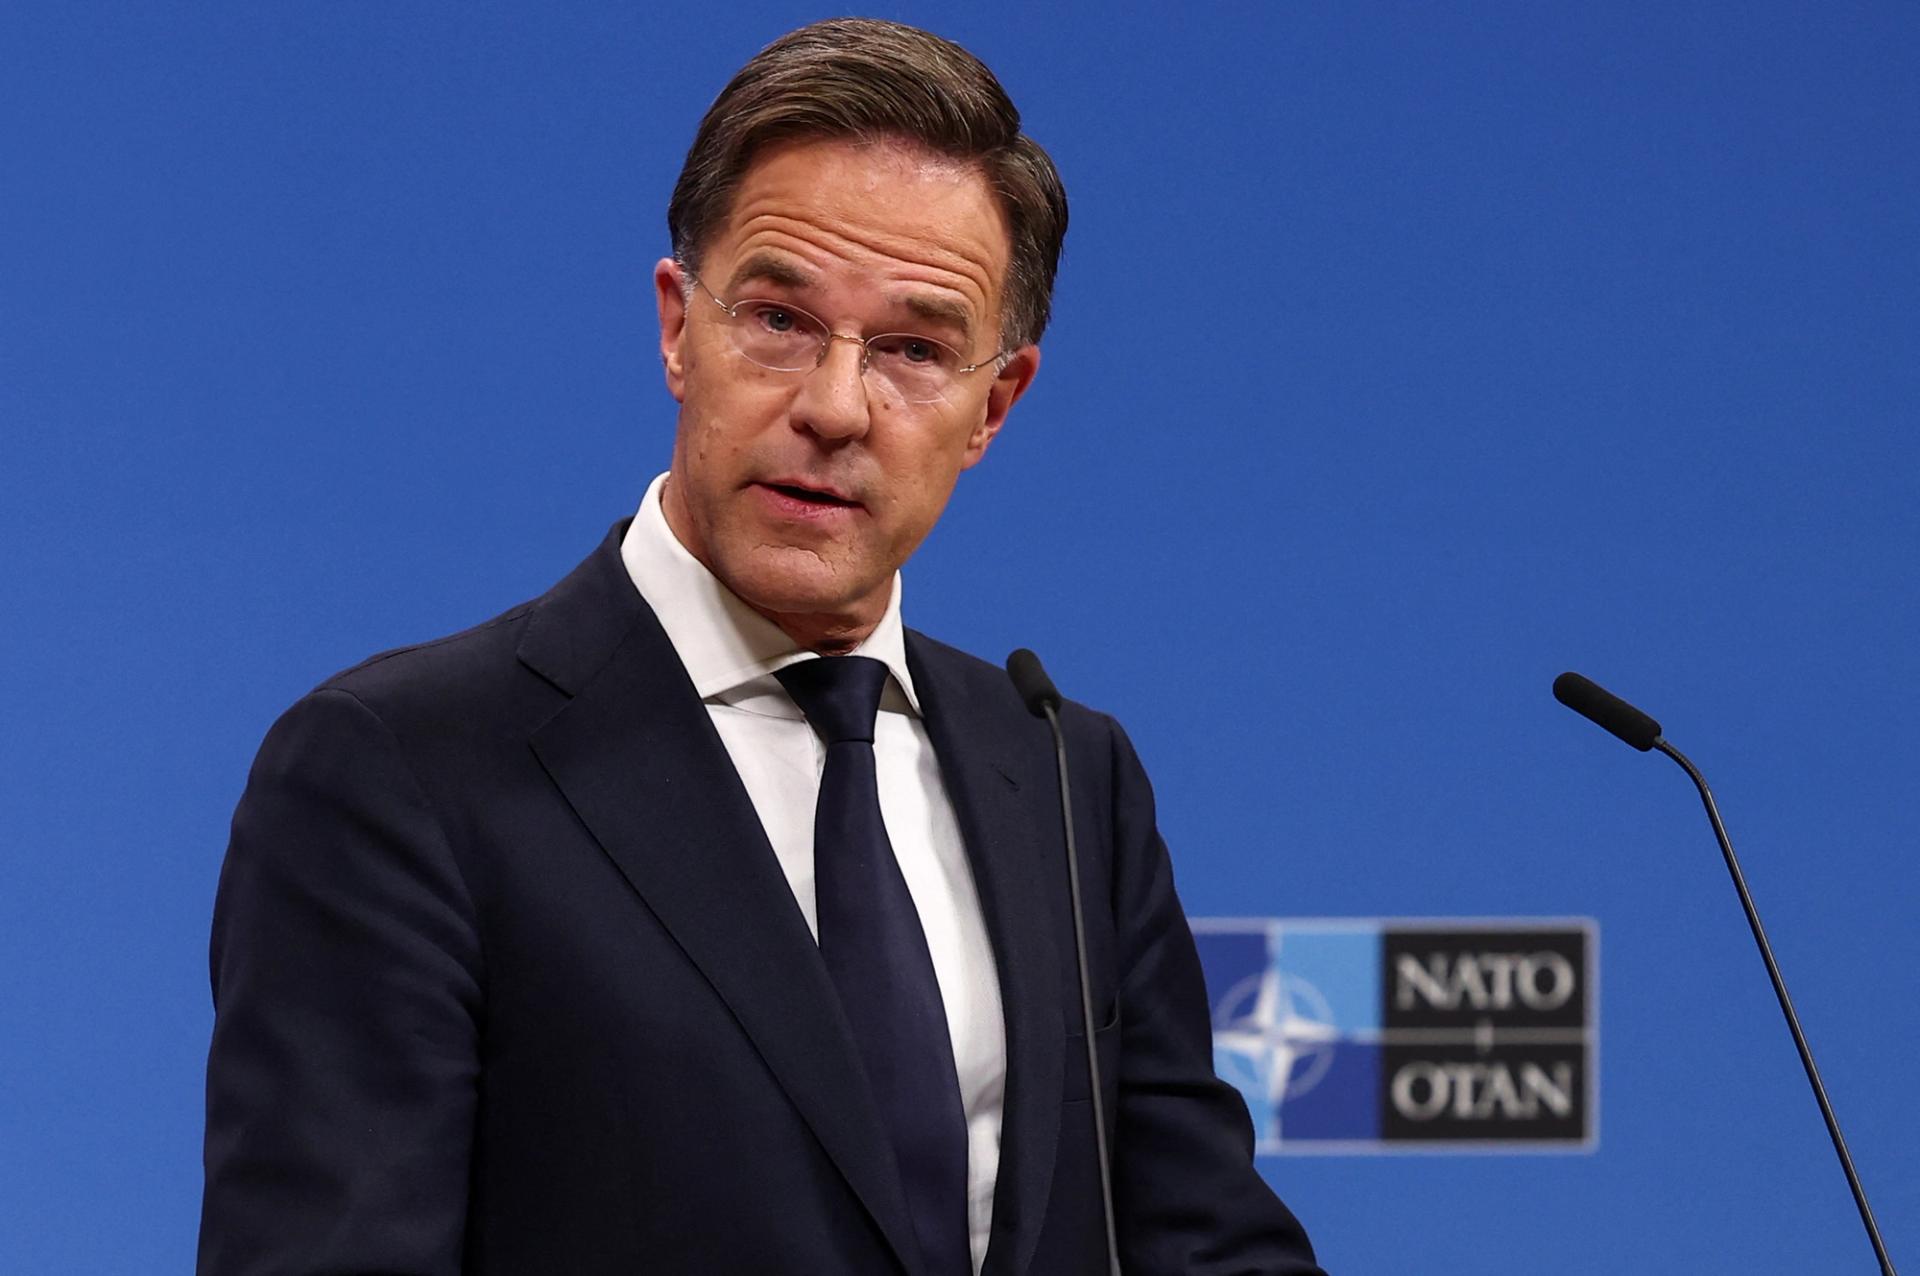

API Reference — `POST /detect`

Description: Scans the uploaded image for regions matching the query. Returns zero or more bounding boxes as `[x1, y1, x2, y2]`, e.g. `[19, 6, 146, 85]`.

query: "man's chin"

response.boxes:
[713, 545, 889, 638]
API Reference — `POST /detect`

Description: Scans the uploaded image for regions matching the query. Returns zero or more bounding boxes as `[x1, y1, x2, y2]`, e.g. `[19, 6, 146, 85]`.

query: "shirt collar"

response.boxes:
[619, 472, 922, 715]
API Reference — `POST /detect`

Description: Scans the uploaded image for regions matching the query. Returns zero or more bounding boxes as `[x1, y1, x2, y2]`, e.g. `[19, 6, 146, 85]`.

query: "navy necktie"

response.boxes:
[776, 656, 971, 1276]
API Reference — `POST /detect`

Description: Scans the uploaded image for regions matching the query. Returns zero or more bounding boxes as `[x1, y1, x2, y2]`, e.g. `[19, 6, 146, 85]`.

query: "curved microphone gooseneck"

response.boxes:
[1007, 648, 1122, 1276]
[1553, 672, 1896, 1276]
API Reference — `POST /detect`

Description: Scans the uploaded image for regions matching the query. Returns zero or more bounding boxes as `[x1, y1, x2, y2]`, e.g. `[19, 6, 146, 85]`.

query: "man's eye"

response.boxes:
[752, 306, 799, 334]
[873, 334, 949, 365]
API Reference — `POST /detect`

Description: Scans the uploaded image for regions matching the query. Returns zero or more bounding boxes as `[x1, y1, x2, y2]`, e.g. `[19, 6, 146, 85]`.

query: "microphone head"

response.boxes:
[1005, 648, 1061, 718]
[1553, 671, 1663, 751]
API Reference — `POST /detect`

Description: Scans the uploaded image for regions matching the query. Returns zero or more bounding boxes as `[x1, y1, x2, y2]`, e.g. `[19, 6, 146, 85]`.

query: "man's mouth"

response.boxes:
[761, 480, 860, 509]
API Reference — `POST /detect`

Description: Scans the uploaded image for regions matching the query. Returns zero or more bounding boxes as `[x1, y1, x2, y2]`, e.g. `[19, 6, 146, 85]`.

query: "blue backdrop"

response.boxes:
[4, 3, 1916, 1271]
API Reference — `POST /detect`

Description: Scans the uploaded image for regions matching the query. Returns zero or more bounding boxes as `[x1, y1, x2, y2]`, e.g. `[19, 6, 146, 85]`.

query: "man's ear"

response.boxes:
[654, 258, 689, 403]
[961, 343, 1040, 469]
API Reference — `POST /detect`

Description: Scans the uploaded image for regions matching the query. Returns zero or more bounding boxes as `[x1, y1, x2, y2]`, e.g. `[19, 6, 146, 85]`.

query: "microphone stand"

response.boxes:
[1554, 672, 1896, 1274]
[1008, 649, 1123, 1276]
[1654, 738, 1896, 1276]
[1037, 694, 1123, 1276]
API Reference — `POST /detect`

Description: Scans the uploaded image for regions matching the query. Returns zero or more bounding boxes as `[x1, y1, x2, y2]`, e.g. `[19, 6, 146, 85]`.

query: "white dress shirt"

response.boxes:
[620, 473, 1005, 1272]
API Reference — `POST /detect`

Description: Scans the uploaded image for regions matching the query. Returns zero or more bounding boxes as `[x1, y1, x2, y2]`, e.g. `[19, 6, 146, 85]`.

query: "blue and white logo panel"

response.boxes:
[1193, 918, 1597, 1154]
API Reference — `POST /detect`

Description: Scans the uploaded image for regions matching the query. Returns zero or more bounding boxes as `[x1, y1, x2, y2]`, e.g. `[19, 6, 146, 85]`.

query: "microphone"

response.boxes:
[1552, 671, 1661, 751]
[1553, 672, 1897, 1275]
[1006, 647, 1061, 716]
[1005, 648, 1121, 1276]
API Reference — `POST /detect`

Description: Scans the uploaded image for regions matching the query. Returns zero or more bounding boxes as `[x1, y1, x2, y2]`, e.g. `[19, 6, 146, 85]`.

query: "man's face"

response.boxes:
[654, 137, 1039, 650]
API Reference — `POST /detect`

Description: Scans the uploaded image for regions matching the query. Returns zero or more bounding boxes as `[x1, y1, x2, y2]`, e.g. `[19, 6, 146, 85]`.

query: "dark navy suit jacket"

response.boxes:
[199, 524, 1323, 1275]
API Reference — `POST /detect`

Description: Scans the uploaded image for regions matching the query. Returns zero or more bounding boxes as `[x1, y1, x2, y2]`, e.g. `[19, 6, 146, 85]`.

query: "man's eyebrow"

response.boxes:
[898, 293, 978, 342]
[723, 253, 814, 294]
[722, 252, 982, 342]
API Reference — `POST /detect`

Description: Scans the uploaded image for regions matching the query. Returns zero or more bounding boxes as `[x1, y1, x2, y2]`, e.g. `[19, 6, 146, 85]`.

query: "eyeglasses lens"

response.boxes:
[724, 300, 962, 405]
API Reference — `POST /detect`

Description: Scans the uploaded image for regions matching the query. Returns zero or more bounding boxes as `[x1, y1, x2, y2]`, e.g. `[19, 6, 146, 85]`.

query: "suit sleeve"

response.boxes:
[199, 687, 483, 1276]
[1102, 715, 1327, 1276]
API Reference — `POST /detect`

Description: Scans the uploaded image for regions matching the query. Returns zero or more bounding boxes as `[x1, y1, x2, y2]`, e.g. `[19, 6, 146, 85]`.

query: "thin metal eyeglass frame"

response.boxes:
[684, 272, 1007, 400]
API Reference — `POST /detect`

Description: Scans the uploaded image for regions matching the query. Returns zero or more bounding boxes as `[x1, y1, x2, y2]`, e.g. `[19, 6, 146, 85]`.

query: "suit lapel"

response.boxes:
[521, 535, 920, 1274]
[908, 635, 1066, 1276]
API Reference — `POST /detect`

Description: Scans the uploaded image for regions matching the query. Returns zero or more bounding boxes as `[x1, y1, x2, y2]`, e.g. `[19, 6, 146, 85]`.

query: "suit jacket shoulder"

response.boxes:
[202, 522, 1325, 1276]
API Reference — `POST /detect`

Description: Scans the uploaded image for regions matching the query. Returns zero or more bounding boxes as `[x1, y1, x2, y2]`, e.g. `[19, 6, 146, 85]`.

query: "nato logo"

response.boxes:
[1192, 918, 1597, 1153]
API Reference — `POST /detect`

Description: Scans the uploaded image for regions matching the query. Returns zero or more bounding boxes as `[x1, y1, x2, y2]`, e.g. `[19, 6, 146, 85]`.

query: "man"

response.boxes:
[200, 18, 1324, 1275]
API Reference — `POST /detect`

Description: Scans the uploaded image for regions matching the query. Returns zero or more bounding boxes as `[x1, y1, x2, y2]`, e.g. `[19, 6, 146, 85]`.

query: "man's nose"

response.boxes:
[790, 333, 872, 442]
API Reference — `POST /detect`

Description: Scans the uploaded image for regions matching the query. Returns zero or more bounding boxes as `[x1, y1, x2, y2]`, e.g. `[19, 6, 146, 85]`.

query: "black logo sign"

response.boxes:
[1379, 925, 1593, 1144]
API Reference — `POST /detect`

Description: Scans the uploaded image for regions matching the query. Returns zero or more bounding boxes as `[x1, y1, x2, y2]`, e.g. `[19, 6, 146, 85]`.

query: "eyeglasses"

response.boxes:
[686, 273, 1005, 406]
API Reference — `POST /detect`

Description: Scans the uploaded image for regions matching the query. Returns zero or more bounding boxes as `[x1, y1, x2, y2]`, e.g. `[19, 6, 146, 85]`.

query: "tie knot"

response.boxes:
[776, 656, 890, 745]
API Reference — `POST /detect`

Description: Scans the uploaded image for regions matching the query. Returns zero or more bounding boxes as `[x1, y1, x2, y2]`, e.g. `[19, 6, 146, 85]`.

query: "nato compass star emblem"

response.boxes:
[1212, 966, 1341, 1134]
